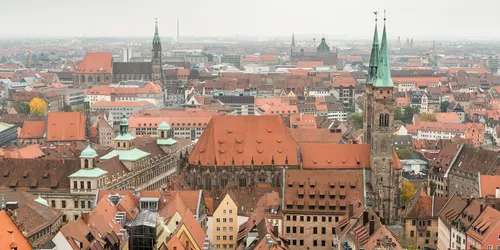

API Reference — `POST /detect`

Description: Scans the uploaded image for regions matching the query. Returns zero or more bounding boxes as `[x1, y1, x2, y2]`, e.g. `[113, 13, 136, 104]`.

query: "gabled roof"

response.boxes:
[299, 143, 370, 169]
[174, 209, 207, 249]
[0, 210, 32, 250]
[466, 206, 500, 244]
[47, 112, 86, 142]
[76, 52, 113, 74]
[19, 120, 46, 139]
[188, 116, 299, 167]
[479, 175, 500, 198]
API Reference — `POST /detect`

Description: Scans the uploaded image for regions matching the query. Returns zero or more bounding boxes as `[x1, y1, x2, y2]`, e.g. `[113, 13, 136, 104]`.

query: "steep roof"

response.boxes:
[479, 175, 500, 198]
[466, 206, 500, 244]
[373, 21, 394, 87]
[284, 169, 364, 214]
[188, 116, 299, 167]
[429, 142, 461, 177]
[0, 210, 32, 250]
[367, 20, 379, 84]
[438, 194, 467, 228]
[289, 128, 342, 143]
[174, 209, 207, 249]
[46, 112, 86, 142]
[76, 52, 113, 74]
[300, 143, 370, 169]
[19, 120, 46, 139]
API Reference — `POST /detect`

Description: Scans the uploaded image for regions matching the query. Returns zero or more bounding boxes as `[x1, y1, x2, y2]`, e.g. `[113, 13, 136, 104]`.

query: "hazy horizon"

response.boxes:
[3, 0, 500, 40]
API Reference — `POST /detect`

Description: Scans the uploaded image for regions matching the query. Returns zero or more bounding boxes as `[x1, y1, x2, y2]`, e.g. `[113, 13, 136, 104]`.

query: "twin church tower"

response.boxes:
[364, 12, 401, 224]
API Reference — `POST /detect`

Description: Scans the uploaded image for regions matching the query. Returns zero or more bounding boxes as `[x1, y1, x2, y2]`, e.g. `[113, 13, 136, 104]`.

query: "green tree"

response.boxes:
[13, 101, 30, 115]
[429, 180, 437, 196]
[347, 112, 363, 130]
[421, 114, 437, 122]
[396, 147, 413, 159]
[440, 101, 450, 112]
[400, 234, 418, 250]
[395, 107, 404, 121]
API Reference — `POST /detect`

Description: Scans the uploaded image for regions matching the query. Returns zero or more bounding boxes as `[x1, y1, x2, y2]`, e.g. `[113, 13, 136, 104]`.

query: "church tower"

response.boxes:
[151, 18, 164, 85]
[367, 13, 401, 224]
[364, 13, 379, 145]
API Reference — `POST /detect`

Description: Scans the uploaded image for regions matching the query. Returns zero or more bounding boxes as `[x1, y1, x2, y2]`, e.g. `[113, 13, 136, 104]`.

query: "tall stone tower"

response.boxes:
[366, 14, 401, 225]
[151, 18, 164, 85]
[363, 14, 379, 145]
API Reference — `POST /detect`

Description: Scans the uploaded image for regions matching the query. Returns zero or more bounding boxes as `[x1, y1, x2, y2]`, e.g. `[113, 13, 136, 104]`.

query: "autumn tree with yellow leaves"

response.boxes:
[29, 97, 47, 116]
[402, 179, 416, 205]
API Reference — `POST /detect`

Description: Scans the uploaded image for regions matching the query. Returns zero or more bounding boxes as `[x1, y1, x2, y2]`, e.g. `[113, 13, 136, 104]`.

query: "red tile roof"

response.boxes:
[334, 76, 356, 87]
[0, 210, 32, 250]
[19, 121, 46, 139]
[480, 175, 500, 198]
[174, 209, 207, 249]
[300, 143, 370, 169]
[76, 52, 113, 74]
[47, 112, 86, 142]
[188, 116, 299, 167]
[289, 128, 342, 143]
[92, 100, 154, 107]
[466, 206, 500, 244]
[296, 61, 323, 68]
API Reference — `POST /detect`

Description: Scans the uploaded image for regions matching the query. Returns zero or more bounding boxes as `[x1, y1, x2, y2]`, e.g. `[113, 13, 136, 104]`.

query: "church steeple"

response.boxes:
[151, 18, 164, 84]
[291, 33, 296, 48]
[374, 12, 394, 88]
[367, 12, 379, 85]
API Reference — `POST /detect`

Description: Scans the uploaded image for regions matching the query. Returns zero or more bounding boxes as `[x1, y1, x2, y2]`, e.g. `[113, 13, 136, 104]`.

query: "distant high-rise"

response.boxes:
[151, 18, 164, 85]
[122, 47, 132, 62]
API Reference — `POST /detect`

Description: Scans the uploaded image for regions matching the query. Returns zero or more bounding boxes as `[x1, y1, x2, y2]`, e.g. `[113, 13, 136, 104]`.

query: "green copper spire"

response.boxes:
[153, 18, 160, 43]
[367, 12, 379, 85]
[374, 13, 394, 88]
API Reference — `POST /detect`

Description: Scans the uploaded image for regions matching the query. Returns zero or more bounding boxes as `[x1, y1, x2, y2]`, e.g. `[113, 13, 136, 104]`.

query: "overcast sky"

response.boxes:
[3, 0, 499, 39]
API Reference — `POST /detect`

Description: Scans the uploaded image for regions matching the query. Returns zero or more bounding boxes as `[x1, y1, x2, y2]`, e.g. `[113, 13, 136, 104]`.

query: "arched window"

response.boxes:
[161, 131, 165, 138]
[239, 175, 247, 187]
[84, 159, 89, 168]
[193, 176, 198, 188]
[379, 113, 389, 127]
[117, 142, 121, 148]
[220, 175, 229, 188]
[204, 175, 212, 190]
[259, 173, 266, 183]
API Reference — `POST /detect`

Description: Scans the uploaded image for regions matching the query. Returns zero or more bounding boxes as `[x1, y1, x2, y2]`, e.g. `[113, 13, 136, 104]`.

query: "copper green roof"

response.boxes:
[153, 20, 160, 43]
[367, 22, 379, 85]
[101, 148, 150, 161]
[373, 22, 394, 88]
[69, 167, 108, 178]
[158, 121, 171, 130]
[80, 145, 98, 158]
[34, 194, 48, 206]
[316, 38, 330, 53]
[157, 138, 177, 146]
[115, 133, 135, 141]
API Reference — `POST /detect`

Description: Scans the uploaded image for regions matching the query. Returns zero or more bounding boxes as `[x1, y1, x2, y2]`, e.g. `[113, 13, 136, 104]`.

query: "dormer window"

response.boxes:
[139, 197, 159, 212]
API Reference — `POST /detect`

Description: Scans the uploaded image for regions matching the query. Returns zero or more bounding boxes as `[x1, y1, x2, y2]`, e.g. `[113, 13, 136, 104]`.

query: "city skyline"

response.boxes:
[3, 0, 500, 39]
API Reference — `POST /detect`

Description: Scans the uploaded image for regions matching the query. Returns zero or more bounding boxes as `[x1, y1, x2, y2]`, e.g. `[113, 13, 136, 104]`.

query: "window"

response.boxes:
[412, 220, 416, 226]
[313, 227, 317, 234]
[313, 216, 317, 222]
[427, 220, 431, 226]
[426, 231, 430, 237]
[223, 218, 227, 223]
[74, 215, 78, 220]
[62, 200, 66, 208]
[300, 227, 304, 234]
[216, 227, 220, 232]
[216, 218, 221, 222]
[62, 215, 67, 222]
[80, 181, 84, 189]
[73, 181, 77, 189]
[229, 218, 233, 222]
[307, 216, 311, 222]
[286, 227, 290, 233]
[51, 200, 56, 208]
[322, 227, 326, 234]
[300, 240, 304, 246]
[322, 216, 326, 222]
[87, 181, 91, 190]
[88, 201, 91, 209]
[286, 215, 290, 221]
[300, 216, 304, 221]
[410, 231, 415, 237]
[74, 200, 78, 208]
[81, 201, 85, 209]
[313, 240, 318, 246]
[292, 239, 296, 246]
[292, 227, 296, 233]
[322, 240, 326, 247]
[216, 236, 220, 240]
[379, 113, 389, 127]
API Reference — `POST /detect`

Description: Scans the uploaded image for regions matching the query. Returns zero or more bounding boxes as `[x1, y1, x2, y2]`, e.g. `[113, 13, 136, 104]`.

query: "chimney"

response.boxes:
[348, 203, 354, 218]
[363, 211, 369, 225]
[496, 187, 500, 199]
[369, 219, 375, 235]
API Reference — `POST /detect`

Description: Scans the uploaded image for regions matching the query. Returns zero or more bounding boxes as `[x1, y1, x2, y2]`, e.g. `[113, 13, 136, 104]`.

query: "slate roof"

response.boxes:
[112, 62, 152, 75]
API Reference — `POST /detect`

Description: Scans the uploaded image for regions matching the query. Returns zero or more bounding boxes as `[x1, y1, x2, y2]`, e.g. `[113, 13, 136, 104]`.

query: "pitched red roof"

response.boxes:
[19, 120, 46, 139]
[334, 76, 356, 87]
[0, 211, 32, 250]
[188, 116, 299, 167]
[76, 52, 113, 74]
[480, 175, 500, 198]
[47, 112, 85, 142]
[300, 143, 370, 169]
[296, 61, 323, 68]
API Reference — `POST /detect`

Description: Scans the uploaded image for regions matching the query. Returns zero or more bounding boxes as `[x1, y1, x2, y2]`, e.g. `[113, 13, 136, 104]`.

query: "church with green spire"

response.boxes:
[151, 18, 164, 84]
[364, 12, 402, 225]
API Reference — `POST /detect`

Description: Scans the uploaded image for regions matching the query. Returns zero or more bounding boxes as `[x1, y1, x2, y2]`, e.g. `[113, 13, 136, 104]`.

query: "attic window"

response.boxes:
[3, 170, 9, 178]
[43, 173, 49, 179]
[23, 171, 28, 178]
[30, 180, 38, 189]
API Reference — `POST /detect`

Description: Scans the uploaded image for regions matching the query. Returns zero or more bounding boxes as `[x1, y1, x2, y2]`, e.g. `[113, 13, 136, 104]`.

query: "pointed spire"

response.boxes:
[374, 10, 394, 88]
[291, 33, 296, 48]
[153, 18, 161, 43]
[367, 11, 379, 85]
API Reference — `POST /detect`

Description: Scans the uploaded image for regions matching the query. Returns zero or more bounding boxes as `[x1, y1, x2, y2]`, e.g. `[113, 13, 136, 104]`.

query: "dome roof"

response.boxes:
[120, 116, 129, 126]
[158, 121, 171, 130]
[81, 145, 98, 158]
[35, 194, 48, 207]
[317, 37, 330, 53]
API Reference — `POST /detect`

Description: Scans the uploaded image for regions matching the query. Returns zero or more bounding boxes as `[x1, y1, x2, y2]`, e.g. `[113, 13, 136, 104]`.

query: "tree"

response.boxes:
[440, 101, 450, 112]
[402, 179, 416, 205]
[403, 106, 420, 124]
[13, 101, 30, 115]
[421, 113, 437, 122]
[429, 180, 437, 196]
[400, 234, 418, 250]
[29, 97, 47, 116]
[396, 147, 413, 160]
[347, 112, 363, 130]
